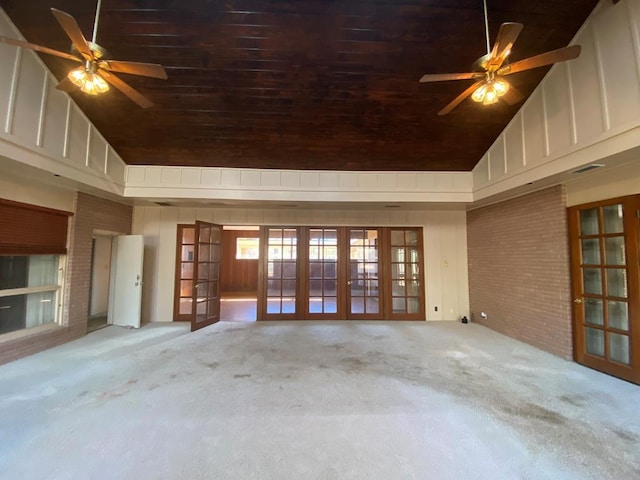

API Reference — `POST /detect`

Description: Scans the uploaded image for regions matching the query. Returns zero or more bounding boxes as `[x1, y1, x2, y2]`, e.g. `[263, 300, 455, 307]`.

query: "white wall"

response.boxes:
[132, 206, 470, 323]
[89, 235, 112, 316]
[0, 9, 126, 196]
[565, 157, 640, 206]
[473, 0, 640, 202]
[0, 170, 74, 211]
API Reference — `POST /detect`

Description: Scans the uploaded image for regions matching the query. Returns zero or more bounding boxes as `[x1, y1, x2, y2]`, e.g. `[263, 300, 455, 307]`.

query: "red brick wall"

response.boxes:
[0, 193, 132, 364]
[467, 186, 573, 358]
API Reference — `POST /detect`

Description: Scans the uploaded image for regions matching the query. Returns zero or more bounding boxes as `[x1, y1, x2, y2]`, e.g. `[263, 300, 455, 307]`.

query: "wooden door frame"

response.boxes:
[382, 227, 426, 321]
[301, 227, 346, 320]
[258, 226, 302, 321]
[568, 194, 640, 384]
[345, 227, 385, 320]
[173, 224, 194, 322]
[190, 221, 223, 331]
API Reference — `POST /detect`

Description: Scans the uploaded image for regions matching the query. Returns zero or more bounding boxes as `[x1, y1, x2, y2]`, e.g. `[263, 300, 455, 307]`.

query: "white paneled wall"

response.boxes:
[125, 166, 473, 204]
[0, 9, 126, 195]
[133, 206, 469, 324]
[474, 0, 640, 201]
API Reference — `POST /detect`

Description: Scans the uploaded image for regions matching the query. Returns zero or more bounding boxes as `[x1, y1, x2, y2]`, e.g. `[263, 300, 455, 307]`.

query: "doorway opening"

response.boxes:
[173, 223, 257, 327]
[88, 233, 113, 332]
[220, 226, 259, 322]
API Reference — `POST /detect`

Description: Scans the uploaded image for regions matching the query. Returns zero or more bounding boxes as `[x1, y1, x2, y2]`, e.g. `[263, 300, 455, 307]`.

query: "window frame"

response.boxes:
[0, 254, 66, 334]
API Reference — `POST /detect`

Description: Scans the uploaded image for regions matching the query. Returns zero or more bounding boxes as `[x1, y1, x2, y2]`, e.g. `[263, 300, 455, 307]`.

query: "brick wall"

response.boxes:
[0, 193, 132, 364]
[467, 186, 573, 359]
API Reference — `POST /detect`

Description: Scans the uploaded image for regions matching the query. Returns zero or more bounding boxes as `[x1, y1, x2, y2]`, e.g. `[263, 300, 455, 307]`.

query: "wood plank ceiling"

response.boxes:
[0, 0, 600, 171]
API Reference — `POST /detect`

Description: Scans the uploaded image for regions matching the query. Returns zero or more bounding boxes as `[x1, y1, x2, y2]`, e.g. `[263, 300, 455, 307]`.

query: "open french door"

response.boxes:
[191, 221, 223, 332]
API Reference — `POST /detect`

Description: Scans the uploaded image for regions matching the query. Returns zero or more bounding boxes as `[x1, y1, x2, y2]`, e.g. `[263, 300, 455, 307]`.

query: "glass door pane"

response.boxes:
[263, 228, 298, 318]
[191, 221, 222, 331]
[347, 229, 381, 318]
[572, 200, 635, 374]
[307, 228, 339, 317]
[388, 228, 424, 318]
[174, 225, 196, 321]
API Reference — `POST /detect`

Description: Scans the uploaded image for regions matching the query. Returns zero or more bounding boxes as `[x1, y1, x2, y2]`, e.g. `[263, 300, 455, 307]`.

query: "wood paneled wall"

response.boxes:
[221, 230, 259, 295]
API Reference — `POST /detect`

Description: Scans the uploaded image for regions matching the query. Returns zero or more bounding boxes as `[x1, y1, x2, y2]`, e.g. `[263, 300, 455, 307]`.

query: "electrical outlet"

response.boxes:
[434, 306, 438, 312]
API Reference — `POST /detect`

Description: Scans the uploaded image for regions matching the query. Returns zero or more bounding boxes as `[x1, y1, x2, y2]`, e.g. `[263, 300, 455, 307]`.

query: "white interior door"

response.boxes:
[110, 235, 144, 328]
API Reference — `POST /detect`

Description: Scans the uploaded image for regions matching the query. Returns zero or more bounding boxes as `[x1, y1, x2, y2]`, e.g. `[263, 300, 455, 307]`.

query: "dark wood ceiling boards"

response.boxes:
[0, 0, 600, 171]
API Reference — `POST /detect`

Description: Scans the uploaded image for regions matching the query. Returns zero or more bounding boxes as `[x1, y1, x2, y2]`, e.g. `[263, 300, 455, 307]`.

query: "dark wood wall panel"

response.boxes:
[221, 230, 259, 295]
[0, 199, 72, 255]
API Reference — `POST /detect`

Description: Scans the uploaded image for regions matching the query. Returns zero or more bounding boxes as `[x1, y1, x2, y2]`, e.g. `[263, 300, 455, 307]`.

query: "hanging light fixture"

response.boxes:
[68, 65, 109, 95]
[66, 0, 108, 96]
[471, 74, 510, 105]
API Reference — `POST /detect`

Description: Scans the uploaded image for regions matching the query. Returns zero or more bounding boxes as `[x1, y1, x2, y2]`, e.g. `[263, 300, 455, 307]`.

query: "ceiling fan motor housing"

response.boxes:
[71, 41, 108, 60]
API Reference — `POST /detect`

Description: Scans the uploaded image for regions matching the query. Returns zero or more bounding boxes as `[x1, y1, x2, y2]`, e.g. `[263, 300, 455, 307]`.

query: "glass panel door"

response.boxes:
[191, 221, 222, 331]
[261, 227, 298, 319]
[306, 228, 340, 319]
[347, 228, 382, 319]
[173, 225, 195, 321]
[569, 196, 639, 384]
[387, 228, 425, 320]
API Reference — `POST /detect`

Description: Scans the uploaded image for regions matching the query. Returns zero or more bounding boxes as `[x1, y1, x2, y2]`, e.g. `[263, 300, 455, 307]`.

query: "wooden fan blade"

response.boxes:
[0, 36, 82, 63]
[99, 70, 154, 108]
[420, 72, 481, 83]
[55, 76, 77, 92]
[438, 80, 485, 116]
[498, 45, 582, 76]
[487, 22, 523, 71]
[99, 60, 168, 79]
[50, 8, 93, 60]
[500, 81, 524, 105]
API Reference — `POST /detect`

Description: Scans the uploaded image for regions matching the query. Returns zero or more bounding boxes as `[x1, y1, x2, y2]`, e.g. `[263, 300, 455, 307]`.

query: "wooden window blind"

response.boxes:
[0, 199, 72, 255]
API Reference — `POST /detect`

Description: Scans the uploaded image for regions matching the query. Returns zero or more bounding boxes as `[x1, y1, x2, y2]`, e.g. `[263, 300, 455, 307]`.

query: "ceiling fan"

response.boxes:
[419, 0, 581, 115]
[0, 0, 167, 108]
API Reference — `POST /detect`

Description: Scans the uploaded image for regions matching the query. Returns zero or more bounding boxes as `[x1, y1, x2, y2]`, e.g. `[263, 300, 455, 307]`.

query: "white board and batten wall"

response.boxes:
[132, 206, 469, 324]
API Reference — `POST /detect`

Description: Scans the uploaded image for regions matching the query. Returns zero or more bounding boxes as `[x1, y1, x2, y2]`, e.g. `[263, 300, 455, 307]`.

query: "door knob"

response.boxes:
[347, 281, 352, 285]
[573, 298, 583, 304]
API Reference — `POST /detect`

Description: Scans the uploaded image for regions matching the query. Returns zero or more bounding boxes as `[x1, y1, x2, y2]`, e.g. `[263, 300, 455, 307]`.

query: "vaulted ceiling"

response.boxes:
[0, 0, 599, 171]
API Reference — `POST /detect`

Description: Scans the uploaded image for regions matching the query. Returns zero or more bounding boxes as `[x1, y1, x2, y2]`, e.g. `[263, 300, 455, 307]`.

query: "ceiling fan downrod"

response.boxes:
[482, 0, 490, 55]
[91, 0, 103, 44]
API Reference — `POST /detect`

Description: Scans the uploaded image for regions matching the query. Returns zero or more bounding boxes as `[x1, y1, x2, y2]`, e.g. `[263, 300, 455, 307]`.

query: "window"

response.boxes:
[236, 237, 260, 260]
[0, 255, 63, 335]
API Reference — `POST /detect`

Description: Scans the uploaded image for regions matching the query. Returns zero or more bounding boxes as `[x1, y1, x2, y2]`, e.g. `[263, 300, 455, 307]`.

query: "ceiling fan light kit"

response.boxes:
[471, 74, 509, 105]
[68, 65, 110, 95]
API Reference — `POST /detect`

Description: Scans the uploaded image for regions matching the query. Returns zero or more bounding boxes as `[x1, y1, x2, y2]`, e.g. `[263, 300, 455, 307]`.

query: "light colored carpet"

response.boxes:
[0, 321, 638, 479]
